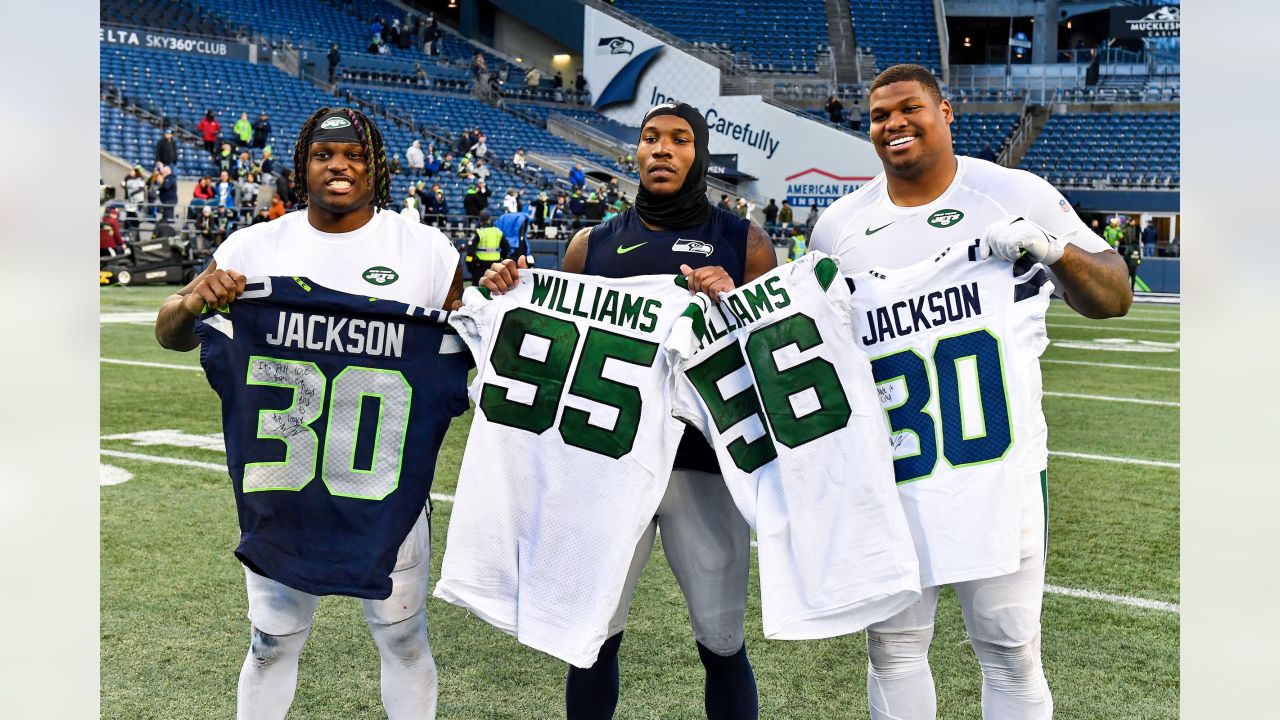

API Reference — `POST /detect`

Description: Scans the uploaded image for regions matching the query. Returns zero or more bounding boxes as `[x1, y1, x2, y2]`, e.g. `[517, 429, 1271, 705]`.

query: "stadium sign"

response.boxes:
[99, 24, 254, 62]
[1110, 5, 1180, 39]
[583, 6, 883, 207]
[783, 168, 874, 209]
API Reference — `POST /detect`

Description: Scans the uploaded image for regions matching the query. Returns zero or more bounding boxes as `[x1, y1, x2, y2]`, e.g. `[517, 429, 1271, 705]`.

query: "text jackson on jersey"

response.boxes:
[859, 281, 982, 347]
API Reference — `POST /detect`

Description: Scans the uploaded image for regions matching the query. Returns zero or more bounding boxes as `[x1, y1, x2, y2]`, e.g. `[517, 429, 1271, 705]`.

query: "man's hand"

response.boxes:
[180, 268, 246, 316]
[680, 264, 735, 303]
[479, 255, 530, 295]
[980, 216, 1065, 266]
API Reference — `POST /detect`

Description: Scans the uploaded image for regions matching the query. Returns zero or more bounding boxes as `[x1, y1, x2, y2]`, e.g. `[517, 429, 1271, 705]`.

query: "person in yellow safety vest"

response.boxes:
[787, 225, 807, 262]
[466, 210, 508, 285]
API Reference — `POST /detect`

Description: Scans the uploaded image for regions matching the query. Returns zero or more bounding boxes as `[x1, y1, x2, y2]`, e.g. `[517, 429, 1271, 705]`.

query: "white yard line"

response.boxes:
[1047, 314, 1180, 325]
[100, 312, 158, 324]
[99, 449, 455, 504]
[1041, 359, 1179, 373]
[103, 448, 1178, 614]
[1047, 322, 1180, 335]
[1044, 391, 1179, 407]
[101, 358, 203, 372]
[1044, 585, 1178, 613]
[1049, 450, 1179, 469]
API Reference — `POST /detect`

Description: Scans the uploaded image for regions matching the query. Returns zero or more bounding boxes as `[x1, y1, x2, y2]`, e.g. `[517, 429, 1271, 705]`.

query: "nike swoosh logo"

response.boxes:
[616, 242, 647, 254]
[865, 222, 895, 236]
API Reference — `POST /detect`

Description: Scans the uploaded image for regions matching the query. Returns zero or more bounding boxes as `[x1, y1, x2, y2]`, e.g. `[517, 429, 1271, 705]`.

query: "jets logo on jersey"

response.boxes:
[363, 266, 399, 285]
[927, 209, 964, 228]
[673, 239, 714, 255]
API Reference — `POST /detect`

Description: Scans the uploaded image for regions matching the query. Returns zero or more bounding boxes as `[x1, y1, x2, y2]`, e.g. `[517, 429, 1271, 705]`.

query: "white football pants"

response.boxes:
[237, 508, 437, 720]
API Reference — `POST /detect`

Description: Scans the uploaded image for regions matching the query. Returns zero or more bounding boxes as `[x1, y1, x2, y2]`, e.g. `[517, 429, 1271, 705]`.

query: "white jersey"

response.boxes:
[810, 156, 1111, 276]
[436, 269, 695, 667]
[213, 209, 459, 308]
[847, 239, 1053, 587]
[667, 253, 921, 640]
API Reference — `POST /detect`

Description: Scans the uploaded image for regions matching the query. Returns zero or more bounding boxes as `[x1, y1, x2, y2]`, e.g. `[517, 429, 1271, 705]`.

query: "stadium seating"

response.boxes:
[613, 0, 829, 74]
[848, 0, 941, 74]
[1019, 112, 1180, 187]
[951, 113, 1019, 159]
[101, 102, 206, 178]
[101, 0, 240, 39]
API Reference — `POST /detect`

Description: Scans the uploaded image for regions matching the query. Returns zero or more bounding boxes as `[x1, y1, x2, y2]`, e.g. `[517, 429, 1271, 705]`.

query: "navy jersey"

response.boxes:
[195, 276, 470, 599]
[584, 207, 750, 472]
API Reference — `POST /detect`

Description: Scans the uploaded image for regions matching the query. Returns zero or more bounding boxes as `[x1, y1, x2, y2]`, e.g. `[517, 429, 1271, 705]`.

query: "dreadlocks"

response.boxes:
[292, 106, 392, 209]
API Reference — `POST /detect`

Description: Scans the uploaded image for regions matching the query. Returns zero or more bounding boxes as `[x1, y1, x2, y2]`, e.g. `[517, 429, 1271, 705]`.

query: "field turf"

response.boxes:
[100, 285, 1178, 719]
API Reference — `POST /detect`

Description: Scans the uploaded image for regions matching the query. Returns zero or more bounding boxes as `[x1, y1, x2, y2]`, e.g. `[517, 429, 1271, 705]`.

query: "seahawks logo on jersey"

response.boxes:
[673, 239, 714, 255]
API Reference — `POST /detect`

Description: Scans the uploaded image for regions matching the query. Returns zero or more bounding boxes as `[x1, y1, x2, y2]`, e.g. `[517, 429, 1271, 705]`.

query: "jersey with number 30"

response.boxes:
[668, 252, 921, 640]
[196, 276, 470, 600]
[847, 240, 1053, 587]
[435, 270, 695, 667]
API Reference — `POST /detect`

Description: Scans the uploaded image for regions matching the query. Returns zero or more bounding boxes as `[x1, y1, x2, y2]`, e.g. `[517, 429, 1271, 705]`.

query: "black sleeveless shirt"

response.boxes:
[584, 207, 750, 473]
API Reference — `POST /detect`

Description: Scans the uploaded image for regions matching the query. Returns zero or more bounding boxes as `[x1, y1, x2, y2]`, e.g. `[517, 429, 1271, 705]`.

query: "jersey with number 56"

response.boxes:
[667, 252, 921, 640]
[435, 269, 695, 668]
[847, 240, 1053, 587]
[196, 276, 470, 600]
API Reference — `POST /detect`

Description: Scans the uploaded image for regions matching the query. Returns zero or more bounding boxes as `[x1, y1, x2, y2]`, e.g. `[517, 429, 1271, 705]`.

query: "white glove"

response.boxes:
[979, 216, 1065, 265]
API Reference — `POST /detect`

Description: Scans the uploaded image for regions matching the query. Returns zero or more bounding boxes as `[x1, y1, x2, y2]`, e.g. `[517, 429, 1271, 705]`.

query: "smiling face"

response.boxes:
[306, 141, 373, 217]
[869, 80, 954, 179]
[637, 114, 695, 195]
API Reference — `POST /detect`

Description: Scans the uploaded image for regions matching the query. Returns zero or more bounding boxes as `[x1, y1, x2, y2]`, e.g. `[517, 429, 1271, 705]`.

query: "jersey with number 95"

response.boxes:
[847, 240, 1054, 588]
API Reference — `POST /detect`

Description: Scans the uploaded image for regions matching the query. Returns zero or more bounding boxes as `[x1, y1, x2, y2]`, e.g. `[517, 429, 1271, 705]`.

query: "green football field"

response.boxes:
[99, 284, 1179, 719]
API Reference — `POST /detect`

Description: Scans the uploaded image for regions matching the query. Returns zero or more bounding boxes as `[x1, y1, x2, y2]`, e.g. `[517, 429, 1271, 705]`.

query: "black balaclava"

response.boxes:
[634, 102, 713, 230]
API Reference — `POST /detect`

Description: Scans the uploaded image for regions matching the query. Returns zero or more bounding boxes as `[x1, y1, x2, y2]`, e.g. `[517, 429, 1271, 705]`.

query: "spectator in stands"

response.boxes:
[605, 177, 621, 205]
[424, 149, 441, 177]
[236, 152, 254, 181]
[158, 164, 178, 221]
[215, 170, 236, 210]
[778, 199, 793, 229]
[805, 202, 820, 231]
[406, 140, 425, 177]
[423, 16, 440, 56]
[1124, 217, 1140, 251]
[238, 172, 259, 219]
[327, 43, 341, 83]
[252, 112, 270, 150]
[1090, 218, 1104, 238]
[568, 162, 586, 190]
[234, 112, 253, 149]
[466, 210, 507, 284]
[717, 194, 731, 211]
[414, 63, 428, 87]
[216, 142, 236, 178]
[389, 19, 402, 48]
[100, 207, 123, 257]
[531, 190, 551, 227]
[584, 191, 605, 223]
[495, 207, 532, 261]
[422, 183, 447, 225]
[512, 147, 527, 171]
[762, 198, 779, 230]
[121, 166, 147, 209]
[475, 159, 491, 183]
[553, 71, 564, 102]
[456, 128, 473, 156]
[787, 225, 808, 263]
[251, 206, 272, 226]
[390, 153, 403, 175]
[146, 167, 163, 215]
[502, 188, 519, 214]
[194, 206, 217, 248]
[616, 193, 631, 213]
[155, 128, 178, 169]
[525, 66, 542, 87]
[1118, 224, 1142, 290]
[267, 192, 286, 220]
[475, 179, 491, 209]
[551, 193, 568, 226]
[847, 100, 863, 132]
[574, 70, 588, 104]
[260, 146, 276, 176]
[1103, 217, 1124, 249]
[400, 196, 421, 223]
[1142, 219, 1158, 257]
[471, 133, 489, 160]
[438, 152, 454, 175]
[463, 183, 486, 218]
[192, 176, 215, 210]
[825, 95, 845, 124]
[979, 143, 997, 163]
[568, 188, 586, 221]
[471, 52, 488, 84]
[197, 110, 221, 158]
[457, 154, 474, 180]
[736, 197, 750, 218]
